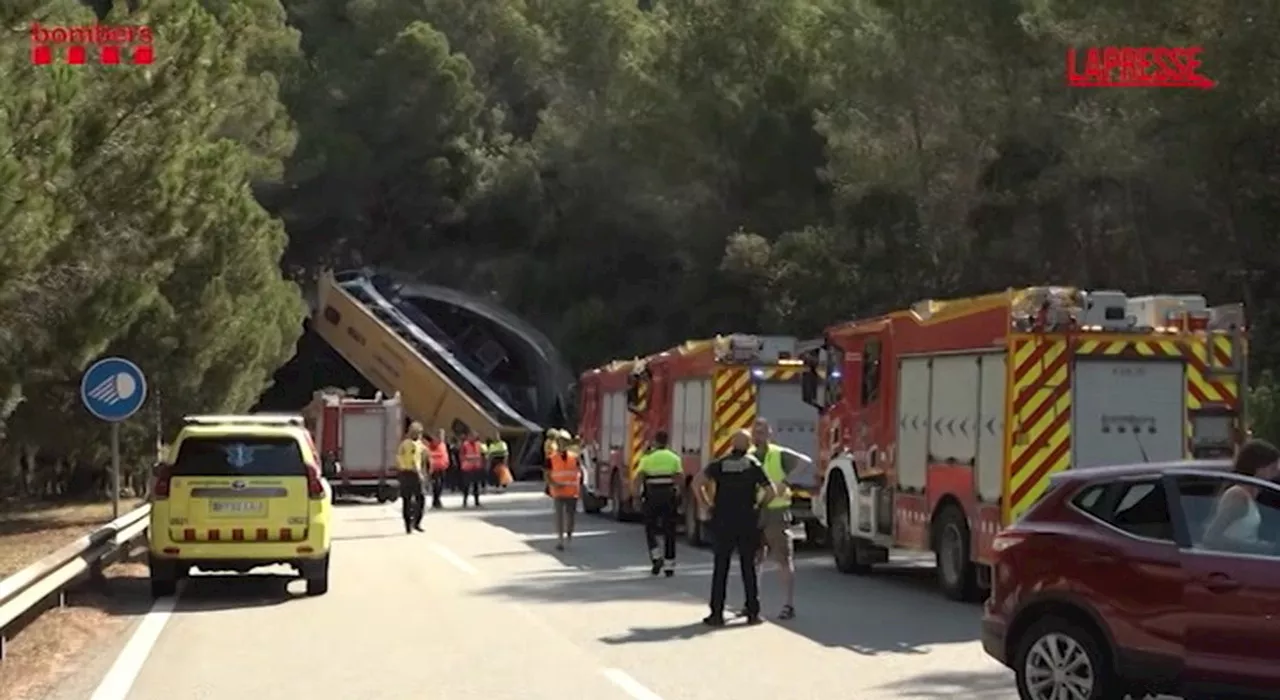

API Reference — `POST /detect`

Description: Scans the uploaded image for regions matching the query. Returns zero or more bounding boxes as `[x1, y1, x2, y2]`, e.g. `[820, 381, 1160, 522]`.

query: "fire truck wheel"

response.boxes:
[609, 472, 625, 522]
[376, 483, 399, 504]
[829, 488, 871, 574]
[803, 521, 827, 548]
[684, 489, 706, 547]
[934, 505, 980, 601]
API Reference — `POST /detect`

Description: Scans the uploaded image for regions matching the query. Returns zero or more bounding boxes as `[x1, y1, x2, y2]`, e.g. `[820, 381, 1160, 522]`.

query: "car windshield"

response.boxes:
[172, 436, 307, 477]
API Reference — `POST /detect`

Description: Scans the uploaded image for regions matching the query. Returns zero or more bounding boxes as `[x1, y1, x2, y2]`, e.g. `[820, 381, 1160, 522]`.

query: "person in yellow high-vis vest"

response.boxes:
[396, 423, 427, 534]
[751, 418, 796, 620]
[632, 430, 683, 577]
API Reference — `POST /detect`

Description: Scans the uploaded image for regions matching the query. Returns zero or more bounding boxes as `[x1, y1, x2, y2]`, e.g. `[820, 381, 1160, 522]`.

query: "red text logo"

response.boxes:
[30, 23, 154, 66]
[1066, 46, 1214, 89]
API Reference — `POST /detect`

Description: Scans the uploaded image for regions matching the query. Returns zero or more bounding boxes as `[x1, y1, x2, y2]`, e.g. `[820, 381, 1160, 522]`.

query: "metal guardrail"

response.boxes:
[0, 505, 151, 659]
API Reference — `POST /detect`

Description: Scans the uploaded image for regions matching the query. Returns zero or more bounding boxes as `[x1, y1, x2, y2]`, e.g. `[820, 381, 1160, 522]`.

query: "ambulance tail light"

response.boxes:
[306, 463, 326, 499]
[152, 464, 173, 500]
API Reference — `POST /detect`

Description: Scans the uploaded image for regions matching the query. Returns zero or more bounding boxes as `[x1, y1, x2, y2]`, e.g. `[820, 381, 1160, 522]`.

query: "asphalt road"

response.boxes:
[51, 484, 1022, 700]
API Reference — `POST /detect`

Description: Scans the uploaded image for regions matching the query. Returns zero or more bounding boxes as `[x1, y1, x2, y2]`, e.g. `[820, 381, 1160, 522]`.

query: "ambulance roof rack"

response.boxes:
[182, 414, 305, 427]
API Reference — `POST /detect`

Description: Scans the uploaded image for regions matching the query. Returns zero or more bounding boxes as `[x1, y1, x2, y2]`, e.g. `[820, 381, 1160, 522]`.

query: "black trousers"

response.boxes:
[397, 471, 425, 529]
[460, 469, 483, 505]
[429, 471, 446, 507]
[709, 523, 761, 617]
[487, 456, 505, 486]
[642, 491, 678, 566]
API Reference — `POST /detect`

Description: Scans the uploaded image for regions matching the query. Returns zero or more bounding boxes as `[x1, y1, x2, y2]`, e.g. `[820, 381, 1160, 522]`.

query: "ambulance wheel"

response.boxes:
[582, 491, 605, 514]
[934, 505, 981, 602]
[305, 555, 330, 596]
[148, 558, 178, 598]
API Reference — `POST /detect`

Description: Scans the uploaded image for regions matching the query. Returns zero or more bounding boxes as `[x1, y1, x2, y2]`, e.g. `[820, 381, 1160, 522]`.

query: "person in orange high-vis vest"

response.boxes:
[426, 429, 451, 509]
[459, 432, 486, 508]
[547, 444, 581, 551]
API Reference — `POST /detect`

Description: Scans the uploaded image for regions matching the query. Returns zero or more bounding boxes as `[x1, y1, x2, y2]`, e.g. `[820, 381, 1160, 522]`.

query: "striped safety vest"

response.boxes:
[548, 452, 580, 498]
[637, 448, 681, 494]
[460, 440, 484, 471]
[427, 442, 450, 473]
[752, 443, 792, 509]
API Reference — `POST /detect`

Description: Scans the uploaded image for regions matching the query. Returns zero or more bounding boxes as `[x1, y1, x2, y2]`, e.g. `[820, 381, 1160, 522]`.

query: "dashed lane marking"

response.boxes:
[601, 667, 665, 700]
[429, 542, 481, 576]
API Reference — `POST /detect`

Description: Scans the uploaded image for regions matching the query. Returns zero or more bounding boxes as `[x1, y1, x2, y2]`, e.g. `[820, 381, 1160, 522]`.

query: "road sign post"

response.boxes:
[79, 357, 148, 519]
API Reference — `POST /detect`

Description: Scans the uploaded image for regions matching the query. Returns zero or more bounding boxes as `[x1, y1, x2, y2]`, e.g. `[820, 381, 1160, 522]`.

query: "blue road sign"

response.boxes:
[80, 357, 148, 422]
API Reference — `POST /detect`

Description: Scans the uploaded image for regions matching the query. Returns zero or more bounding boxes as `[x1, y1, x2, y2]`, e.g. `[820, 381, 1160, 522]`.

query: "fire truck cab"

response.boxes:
[801, 287, 1246, 600]
[578, 334, 824, 545]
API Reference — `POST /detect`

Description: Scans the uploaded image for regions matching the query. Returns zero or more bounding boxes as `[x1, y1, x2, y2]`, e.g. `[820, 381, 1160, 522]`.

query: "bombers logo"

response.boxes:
[30, 22, 154, 65]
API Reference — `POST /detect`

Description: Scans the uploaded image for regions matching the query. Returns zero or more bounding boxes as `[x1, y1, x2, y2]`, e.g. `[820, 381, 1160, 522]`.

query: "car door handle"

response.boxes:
[1202, 572, 1241, 593]
[1085, 550, 1118, 564]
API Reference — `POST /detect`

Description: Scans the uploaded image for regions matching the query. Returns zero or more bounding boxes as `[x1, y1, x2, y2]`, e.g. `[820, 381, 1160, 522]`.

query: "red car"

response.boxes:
[983, 460, 1280, 700]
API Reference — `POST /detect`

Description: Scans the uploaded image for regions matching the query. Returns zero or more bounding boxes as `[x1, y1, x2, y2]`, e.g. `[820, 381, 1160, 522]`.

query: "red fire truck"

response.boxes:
[577, 335, 824, 544]
[302, 390, 404, 502]
[800, 288, 1246, 600]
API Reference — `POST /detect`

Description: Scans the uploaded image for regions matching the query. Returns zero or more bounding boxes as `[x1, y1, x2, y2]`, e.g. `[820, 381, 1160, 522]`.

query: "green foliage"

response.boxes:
[1248, 372, 1280, 446]
[0, 0, 303, 496]
[7, 0, 1280, 495]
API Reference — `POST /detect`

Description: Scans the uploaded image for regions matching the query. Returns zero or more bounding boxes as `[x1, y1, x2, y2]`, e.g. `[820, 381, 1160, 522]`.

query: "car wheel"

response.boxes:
[306, 556, 330, 596]
[1014, 616, 1118, 700]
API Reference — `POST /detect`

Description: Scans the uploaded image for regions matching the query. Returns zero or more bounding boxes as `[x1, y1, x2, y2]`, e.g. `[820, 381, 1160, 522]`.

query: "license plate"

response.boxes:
[209, 500, 266, 516]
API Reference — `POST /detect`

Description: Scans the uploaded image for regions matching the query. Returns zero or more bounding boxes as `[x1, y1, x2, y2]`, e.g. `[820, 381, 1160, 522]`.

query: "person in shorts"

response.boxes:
[752, 418, 796, 620]
[546, 439, 580, 551]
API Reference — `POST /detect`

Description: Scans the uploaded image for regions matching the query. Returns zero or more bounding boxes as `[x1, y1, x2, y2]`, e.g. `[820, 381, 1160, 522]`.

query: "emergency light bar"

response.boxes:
[182, 414, 305, 427]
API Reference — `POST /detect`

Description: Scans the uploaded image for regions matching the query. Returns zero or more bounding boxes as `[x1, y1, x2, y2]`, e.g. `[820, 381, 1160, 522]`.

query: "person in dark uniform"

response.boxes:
[446, 433, 462, 493]
[692, 430, 778, 626]
[632, 430, 683, 577]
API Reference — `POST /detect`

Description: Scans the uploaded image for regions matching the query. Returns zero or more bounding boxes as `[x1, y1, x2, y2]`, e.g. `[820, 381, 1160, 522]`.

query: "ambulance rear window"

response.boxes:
[173, 436, 307, 477]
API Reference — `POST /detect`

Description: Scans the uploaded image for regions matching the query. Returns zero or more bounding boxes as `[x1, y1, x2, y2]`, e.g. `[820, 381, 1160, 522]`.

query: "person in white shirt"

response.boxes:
[1203, 438, 1280, 553]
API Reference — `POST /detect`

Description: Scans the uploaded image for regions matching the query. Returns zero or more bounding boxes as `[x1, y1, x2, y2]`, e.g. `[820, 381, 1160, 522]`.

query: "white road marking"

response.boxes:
[88, 593, 178, 700]
[429, 542, 481, 576]
[601, 668, 665, 700]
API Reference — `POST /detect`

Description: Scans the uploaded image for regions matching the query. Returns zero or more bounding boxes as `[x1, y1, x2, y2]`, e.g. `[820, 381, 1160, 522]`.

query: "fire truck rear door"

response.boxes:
[342, 410, 390, 472]
[1072, 358, 1186, 469]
